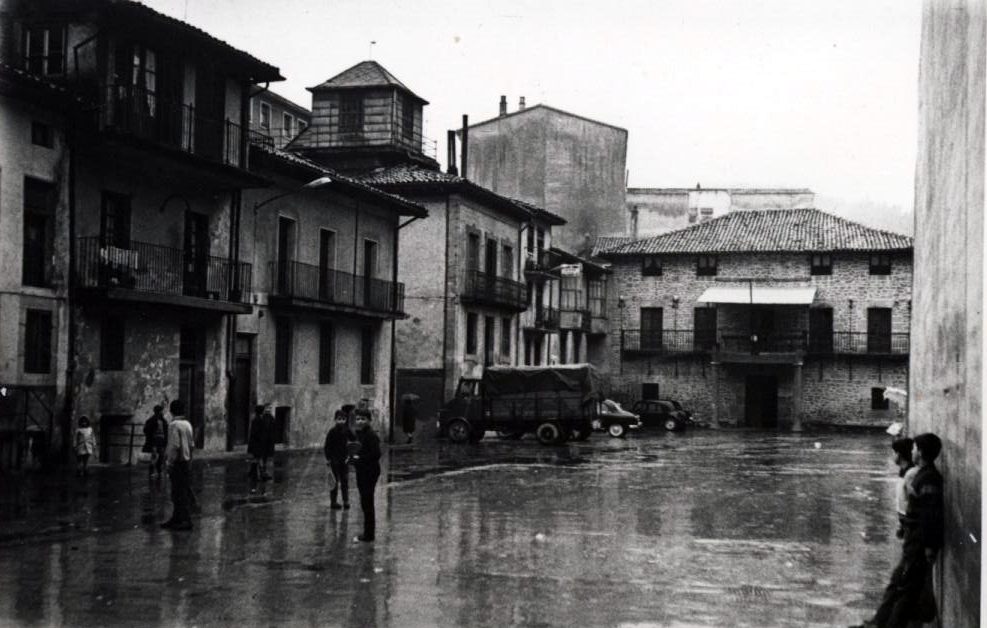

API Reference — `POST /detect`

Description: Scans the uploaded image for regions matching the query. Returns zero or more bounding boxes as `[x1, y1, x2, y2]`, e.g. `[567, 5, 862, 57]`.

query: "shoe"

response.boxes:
[343, 503, 351, 510]
[260, 473, 272, 480]
[355, 535, 374, 542]
[160, 520, 175, 529]
[171, 521, 193, 531]
[331, 503, 342, 510]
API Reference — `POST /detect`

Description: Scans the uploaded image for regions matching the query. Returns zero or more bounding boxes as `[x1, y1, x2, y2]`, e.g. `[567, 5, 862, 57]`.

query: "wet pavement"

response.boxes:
[0, 429, 901, 628]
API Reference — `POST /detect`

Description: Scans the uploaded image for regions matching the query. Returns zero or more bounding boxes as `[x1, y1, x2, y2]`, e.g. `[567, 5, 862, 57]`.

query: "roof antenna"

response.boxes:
[369, 41, 376, 59]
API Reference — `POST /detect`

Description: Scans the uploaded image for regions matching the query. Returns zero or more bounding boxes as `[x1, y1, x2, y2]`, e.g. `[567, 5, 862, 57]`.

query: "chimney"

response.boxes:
[460, 115, 469, 178]
[446, 130, 458, 175]
[499, 95, 507, 117]
[519, 96, 526, 111]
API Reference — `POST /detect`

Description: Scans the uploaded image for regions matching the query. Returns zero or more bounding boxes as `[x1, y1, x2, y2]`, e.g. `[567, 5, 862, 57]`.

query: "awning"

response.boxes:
[697, 285, 816, 305]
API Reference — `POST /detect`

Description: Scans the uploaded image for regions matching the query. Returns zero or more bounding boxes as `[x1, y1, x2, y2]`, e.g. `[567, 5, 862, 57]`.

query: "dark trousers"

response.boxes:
[872, 547, 931, 628]
[150, 445, 166, 474]
[169, 460, 193, 524]
[329, 460, 349, 505]
[356, 466, 380, 540]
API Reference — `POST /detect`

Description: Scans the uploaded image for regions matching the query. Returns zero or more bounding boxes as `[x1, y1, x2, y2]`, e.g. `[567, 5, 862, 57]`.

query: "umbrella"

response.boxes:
[401, 393, 421, 402]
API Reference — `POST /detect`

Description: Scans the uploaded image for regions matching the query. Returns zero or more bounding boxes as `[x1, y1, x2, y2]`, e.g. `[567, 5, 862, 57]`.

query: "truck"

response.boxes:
[437, 364, 633, 445]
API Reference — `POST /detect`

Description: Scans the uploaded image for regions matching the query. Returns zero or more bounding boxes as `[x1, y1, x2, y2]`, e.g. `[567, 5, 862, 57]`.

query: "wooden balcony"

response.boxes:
[75, 237, 252, 314]
[462, 270, 527, 312]
[268, 261, 405, 319]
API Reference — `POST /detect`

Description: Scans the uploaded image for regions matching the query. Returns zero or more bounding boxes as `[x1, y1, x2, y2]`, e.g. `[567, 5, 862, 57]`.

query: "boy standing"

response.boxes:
[324, 409, 355, 510]
[350, 408, 381, 542]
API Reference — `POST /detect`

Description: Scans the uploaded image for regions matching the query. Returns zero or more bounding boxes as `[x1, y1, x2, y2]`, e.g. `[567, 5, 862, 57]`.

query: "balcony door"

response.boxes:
[319, 229, 336, 301]
[183, 211, 209, 297]
[641, 307, 663, 350]
[750, 307, 775, 352]
[99, 191, 131, 249]
[276, 217, 295, 294]
[363, 239, 378, 308]
[693, 307, 717, 351]
[194, 65, 226, 161]
[809, 308, 833, 353]
[179, 327, 206, 448]
[867, 308, 892, 353]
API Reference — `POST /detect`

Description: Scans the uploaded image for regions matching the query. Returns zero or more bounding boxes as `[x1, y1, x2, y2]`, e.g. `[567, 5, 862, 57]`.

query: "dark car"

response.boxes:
[591, 399, 642, 438]
[659, 399, 698, 426]
[631, 399, 689, 431]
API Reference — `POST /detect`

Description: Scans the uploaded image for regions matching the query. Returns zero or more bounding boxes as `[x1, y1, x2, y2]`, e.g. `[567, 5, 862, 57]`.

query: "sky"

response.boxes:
[139, 0, 922, 227]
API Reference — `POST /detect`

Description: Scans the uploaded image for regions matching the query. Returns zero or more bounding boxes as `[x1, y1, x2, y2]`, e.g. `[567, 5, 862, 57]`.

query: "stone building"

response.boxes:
[239, 145, 426, 447]
[249, 89, 310, 150]
[0, 0, 284, 464]
[458, 98, 628, 254]
[909, 1, 983, 625]
[285, 61, 567, 437]
[599, 208, 912, 429]
[626, 186, 815, 238]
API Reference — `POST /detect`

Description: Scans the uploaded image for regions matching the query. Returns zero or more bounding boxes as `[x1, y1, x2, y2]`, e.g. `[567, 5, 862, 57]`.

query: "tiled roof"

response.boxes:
[249, 143, 427, 217]
[308, 61, 427, 104]
[357, 164, 565, 225]
[603, 209, 912, 256]
[592, 236, 632, 257]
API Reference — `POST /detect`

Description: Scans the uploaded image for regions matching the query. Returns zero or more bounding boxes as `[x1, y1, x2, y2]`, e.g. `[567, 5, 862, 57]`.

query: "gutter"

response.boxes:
[388, 214, 422, 442]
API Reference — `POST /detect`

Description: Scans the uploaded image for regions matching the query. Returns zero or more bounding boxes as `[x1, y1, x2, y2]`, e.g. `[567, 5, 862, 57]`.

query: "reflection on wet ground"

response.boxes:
[0, 430, 901, 627]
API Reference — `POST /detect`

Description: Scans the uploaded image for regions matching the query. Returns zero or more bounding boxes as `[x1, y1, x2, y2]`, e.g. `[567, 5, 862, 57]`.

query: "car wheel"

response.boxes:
[535, 421, 563, 445]
[663, 417, 678, 432]
[607, 423, 626, 438]
[447, 418, 471, 443]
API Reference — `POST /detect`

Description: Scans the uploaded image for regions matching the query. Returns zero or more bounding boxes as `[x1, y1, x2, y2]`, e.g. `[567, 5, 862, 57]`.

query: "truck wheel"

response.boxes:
[535, 422, 563, 445]
[607, 423, 626, 438]
[447, 418, 471, 443]
[663, 417, 679, 432]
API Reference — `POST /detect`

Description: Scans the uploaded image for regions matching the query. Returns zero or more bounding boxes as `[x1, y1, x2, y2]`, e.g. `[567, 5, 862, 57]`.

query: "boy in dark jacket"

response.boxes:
[323, 409, 355, 510]
[248, 404, 276, 480]
[350, 408, 382, 542]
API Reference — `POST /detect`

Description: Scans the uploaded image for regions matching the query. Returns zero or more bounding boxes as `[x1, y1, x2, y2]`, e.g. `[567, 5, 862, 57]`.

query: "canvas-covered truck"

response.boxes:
[437, 364, 614, 445]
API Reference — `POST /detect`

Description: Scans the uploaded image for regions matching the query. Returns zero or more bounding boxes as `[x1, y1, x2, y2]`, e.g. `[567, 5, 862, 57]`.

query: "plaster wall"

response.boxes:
[909, 2, 984, 625]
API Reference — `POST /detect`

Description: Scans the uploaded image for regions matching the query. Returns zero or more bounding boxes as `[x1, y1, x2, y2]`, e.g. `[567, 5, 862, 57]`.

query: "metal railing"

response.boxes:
[98, 85, 246, 168]
[820, 331, 910, 355]
[76, 237, 252, 303]
[269, 261, 405, 315]
[620, 329, 709, 353]
[720, 333, 807, 354]
[524, 249, 561, 273]
[534, 307, 560, 329]
[0, 385, 55, 470]
[462, 270, 527, 310]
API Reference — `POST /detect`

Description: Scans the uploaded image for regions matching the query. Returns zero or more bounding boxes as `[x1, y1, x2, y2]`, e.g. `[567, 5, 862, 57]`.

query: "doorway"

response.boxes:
[641, 382, 660, 400]
[179, 327, 206, 448]
[230, 334, 253, 448]
[744, 374, 778, 428]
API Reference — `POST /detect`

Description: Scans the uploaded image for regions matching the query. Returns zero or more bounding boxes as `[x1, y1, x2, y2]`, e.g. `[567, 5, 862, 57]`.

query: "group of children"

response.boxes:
[323, 403, 382, 542]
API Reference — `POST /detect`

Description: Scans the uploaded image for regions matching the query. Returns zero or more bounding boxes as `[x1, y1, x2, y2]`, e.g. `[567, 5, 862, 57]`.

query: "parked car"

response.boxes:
[590, 399, 642, 438]
[659, 399, 698, 426]
[631, 399, 690, 431]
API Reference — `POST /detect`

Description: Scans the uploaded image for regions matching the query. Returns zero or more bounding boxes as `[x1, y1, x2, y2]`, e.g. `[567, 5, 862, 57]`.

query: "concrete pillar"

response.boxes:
[792, 360, 803, 432]
[710, 360, 720, 429]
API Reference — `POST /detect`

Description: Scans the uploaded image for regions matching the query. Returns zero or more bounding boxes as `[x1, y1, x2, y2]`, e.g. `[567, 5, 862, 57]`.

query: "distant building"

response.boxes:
[627, 186, 815, 238]
[599, 208, 912, 430]
[249, 90, 310, 150]
[459, 98, 628, 254]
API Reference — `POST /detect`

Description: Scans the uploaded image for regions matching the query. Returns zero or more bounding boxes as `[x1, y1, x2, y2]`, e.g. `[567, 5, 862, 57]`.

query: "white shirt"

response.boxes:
[165, 418, 194, 464]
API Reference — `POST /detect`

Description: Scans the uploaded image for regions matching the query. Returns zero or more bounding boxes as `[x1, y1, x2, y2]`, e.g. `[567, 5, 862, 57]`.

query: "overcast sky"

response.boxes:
[140, 0, 921, 214]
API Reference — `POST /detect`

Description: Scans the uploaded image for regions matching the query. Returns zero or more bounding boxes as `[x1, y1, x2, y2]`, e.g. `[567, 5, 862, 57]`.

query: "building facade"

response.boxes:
[249, 89, 310, 150]
[627, 186, 815, 238]
[600, 209, 912, 430]
[460, 100, 628, 254]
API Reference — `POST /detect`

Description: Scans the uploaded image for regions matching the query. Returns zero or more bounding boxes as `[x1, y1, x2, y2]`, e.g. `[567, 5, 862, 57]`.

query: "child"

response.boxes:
[74, 416, 96, 477]
[350, 408, 381, 542]
[323, 408, 355, 510]
[890, 437, 914, 539]
[142, 405, 169, 479]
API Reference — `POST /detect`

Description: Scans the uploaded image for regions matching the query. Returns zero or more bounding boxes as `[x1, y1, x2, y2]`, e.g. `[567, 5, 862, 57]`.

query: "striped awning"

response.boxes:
[697, 285, 816, 305]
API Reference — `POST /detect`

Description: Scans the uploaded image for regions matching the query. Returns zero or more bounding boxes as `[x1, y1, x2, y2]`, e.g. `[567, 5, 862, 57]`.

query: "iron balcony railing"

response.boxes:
[269, 261, 405, 315]
[462, 270, 527, 311]
[76, 237, 251, 303]
[524, 249, 561, 274]
[720, 333, 807, 354]
[534, 306, 560, 330]
[98, 85, 247, 168]
[814, 331, 910, 355]
[620, 329, 711, 353]
[296, 127, 437, 160]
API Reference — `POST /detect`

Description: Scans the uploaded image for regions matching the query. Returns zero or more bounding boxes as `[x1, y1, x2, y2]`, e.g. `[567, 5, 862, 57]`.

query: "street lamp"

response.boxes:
[254, 175, 333, 210]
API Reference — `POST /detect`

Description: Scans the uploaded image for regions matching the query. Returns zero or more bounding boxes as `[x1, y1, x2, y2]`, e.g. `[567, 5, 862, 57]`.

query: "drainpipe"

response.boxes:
[389, 213, 421, 442]
[61, 105, 78, 466]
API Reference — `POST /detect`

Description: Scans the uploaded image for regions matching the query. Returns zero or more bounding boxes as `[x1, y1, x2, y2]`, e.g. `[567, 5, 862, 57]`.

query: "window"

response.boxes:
[501, 244, 514, 278]
[100, 317, 125, 370]
[274, 317, 292, 384]
[283, 113, 295, 138]
[640, 307, 663, 350]
[700, 207, 713, 220]
[466, 232, 480, 271]
[501, 317, 511, 356]
[259, 102, 271, 130]
[573, 331, 582, 363]
[483, 316, 495, 366]
[536, 228, 545, 252]
[587, 279, 606, 317]
[810, 254, 832, 276]
[693, 307, 717, 350]
[339, 93, 363, 135]
[319, 322, 334, 384]
[867, 307, 892, 353]
[402, 94, 415, 141]
[466, 313, 478, 354]
[31, 121, 54, 147]
[319, 229, 336, 300]
[100, 191, 131, 248]
[641, 256, 662, 276]
[869, 254, 891, 275]
[23, 177, 55, 287]
[485, 237, 498, 275]
[871, 387, 890, 411]
[24, 309, 52, 374]
[696, 255, 718, 276]
[23, 25, 65, 75]
[360, 325, 375, 384]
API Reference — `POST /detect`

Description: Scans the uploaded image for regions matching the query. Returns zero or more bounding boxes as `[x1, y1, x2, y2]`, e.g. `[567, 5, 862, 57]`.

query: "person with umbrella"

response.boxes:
[401, 394, 420, 443]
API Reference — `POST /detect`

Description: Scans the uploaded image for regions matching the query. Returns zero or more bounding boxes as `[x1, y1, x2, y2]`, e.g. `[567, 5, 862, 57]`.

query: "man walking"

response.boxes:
[850, 432, 944, 628]
[248, 403, 276, 480]
[161, 399, 195, 531]
[350, 407, 381, 542]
